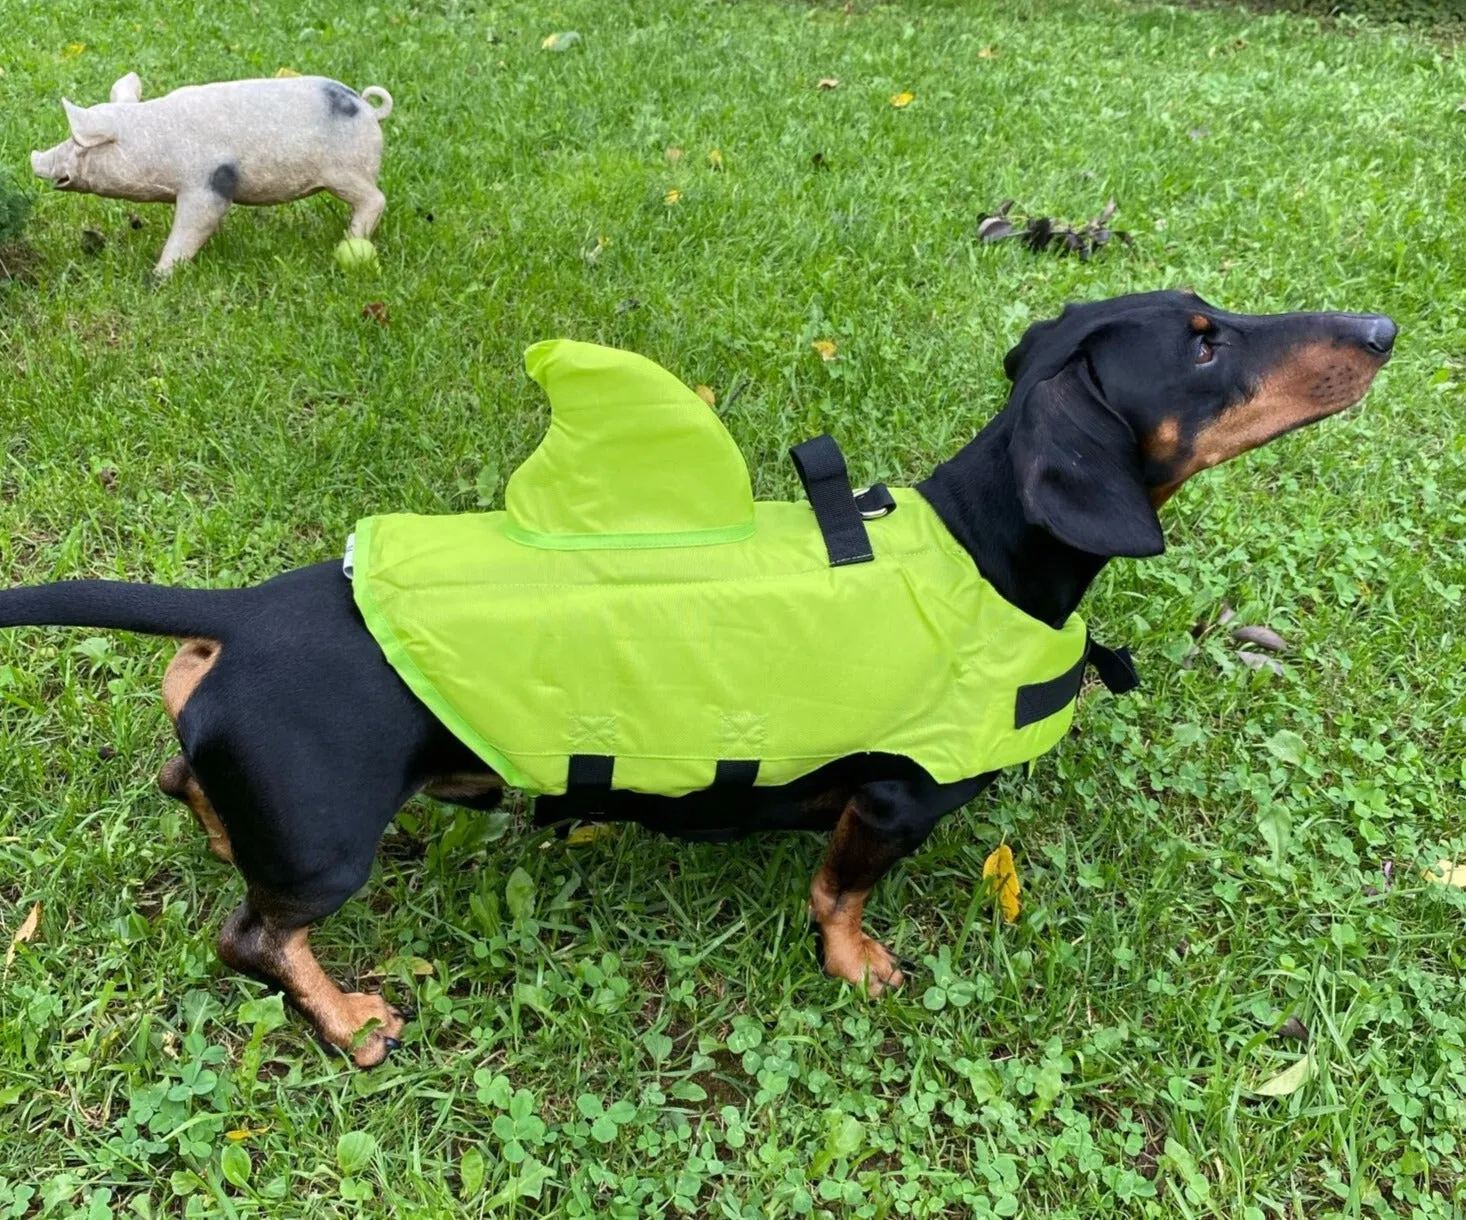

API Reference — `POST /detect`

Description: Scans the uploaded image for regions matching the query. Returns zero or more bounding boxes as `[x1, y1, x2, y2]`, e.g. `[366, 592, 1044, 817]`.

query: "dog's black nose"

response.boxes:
[1359, 315, 1397, 355]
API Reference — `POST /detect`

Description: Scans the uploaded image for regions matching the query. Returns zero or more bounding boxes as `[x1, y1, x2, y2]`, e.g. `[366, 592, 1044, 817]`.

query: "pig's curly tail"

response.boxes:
[361, 86, 393, 120]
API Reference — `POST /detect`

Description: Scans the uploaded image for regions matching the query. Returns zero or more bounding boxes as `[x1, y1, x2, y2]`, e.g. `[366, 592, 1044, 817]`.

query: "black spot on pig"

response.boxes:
[324, 82, 361, 119]
[210, 163, 240, 200]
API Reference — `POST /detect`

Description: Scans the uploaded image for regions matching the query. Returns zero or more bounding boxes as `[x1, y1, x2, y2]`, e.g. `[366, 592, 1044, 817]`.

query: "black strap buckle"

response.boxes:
[789, 434, 875, 567]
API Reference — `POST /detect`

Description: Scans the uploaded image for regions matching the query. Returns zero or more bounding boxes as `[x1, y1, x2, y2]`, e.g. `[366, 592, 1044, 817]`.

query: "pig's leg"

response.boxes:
[328, 176, 387, 239]
[155, 190, 230, 276]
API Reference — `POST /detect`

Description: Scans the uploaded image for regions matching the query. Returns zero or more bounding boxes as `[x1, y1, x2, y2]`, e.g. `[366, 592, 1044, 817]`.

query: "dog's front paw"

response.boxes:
[337, 993, 407, 1068]
[819, 929, 905, 996]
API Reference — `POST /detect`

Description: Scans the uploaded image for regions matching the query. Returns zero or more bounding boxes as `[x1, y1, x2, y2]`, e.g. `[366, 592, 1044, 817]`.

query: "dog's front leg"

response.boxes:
[219, 894, 406, 1068]
[809, 773, 992, 995]
[809, 790, 920, 996]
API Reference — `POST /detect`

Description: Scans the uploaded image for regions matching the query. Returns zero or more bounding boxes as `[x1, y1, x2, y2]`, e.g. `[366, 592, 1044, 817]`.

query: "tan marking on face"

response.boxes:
[1166, 339, 1385, 490]
[1145, 416, 1181, 461]
[157, 755, 233, 863]
[161, 638, 219, 723]
[1189, 313, 1210, 333]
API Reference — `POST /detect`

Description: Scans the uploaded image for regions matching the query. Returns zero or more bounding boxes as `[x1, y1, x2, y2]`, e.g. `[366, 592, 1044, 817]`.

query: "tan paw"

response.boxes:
[820, 930, 905, 996]
[335, 993, 408, 1068]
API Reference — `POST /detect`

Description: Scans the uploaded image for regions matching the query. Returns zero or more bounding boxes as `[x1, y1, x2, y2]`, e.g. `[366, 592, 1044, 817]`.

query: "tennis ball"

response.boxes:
[334, 237, 378, 271]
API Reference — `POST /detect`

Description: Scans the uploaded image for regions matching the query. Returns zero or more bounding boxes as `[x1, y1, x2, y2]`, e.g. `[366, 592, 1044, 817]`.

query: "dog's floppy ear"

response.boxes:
[1008, 357, 1165, 558]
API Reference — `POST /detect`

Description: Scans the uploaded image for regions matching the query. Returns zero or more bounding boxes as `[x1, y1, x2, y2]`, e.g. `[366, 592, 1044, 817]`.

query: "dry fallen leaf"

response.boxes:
[977, 45, 998, 59]
[811, 339, 838, 361]
[6, 902, 40, 968]
[1277, 1016, 1310, 1043]
[694, 385, 716, 407]
[275, 67, 300, 78]
[1232, 624, 1287, 652]
[664, 188, 683, 206]
[1254, 1053, 1313, 1097]
[1424, 859, 1466, 889]
[982, 845, 1021, 923]
[361, 301, 390, 326]
[1237, 649, 1285, 676]
[707, 148, 724, 171]
[818, 77, 840, 89]
[664, 146, 684, 163]
[225, 1125, 271, 1142]
[889, 91, 914, 108]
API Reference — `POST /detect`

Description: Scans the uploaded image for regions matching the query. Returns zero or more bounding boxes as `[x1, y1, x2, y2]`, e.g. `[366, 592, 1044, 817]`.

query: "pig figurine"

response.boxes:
[31, 73, 393, 275]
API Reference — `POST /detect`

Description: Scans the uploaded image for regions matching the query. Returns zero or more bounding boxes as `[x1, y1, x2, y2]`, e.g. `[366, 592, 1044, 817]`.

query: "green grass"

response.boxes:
[2, 0, 1465, 1215]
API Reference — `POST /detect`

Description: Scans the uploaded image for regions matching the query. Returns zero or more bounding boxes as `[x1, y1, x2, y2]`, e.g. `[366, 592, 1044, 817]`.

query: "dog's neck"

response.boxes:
[917, 410, 1109, 628]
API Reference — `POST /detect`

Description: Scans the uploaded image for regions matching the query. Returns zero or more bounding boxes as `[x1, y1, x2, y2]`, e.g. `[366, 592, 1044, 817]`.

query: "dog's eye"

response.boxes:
[1195, 335, 1216, 365]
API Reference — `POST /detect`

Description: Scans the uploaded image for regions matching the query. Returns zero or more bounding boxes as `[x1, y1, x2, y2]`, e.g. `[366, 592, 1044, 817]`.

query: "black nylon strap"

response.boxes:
[713, 759, 760, 786]
[1013, 634, 1141, 730]
[1014, 651, 1089, 729]
[1086, 639, 1139, 695]
[789, 435, 874, 567]
[566, 753, 614, 791]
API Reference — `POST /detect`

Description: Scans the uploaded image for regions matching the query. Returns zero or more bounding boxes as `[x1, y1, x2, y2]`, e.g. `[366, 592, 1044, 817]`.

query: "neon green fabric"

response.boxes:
[351, 340, 1089, 797]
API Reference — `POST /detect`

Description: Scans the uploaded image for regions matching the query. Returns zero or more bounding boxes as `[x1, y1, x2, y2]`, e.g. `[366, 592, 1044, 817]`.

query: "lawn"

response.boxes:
[2, 0, 1465, 1215]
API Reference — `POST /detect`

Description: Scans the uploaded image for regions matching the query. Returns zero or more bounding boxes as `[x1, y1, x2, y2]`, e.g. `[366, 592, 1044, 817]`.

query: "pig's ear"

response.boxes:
[62, 99, 117, 148]
[109, 73, 143, 104]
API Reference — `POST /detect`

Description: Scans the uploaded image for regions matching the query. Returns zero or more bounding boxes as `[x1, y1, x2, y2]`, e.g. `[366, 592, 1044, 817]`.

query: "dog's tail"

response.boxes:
[0, 581, 243, 639]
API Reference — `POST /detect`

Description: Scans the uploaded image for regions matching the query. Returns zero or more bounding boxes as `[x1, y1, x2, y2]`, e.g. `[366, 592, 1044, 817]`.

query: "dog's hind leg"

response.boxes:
[158, 754, 234, 863]
[159, 640, 233, 861]
[218, 889, 405, 1068]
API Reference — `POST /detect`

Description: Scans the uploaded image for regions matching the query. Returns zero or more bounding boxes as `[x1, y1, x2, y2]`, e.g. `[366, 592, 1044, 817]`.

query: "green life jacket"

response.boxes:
[348, 340, 1134, 799]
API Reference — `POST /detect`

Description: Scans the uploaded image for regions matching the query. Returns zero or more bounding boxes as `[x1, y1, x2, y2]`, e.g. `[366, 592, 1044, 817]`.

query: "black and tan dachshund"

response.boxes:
[0, 292, 1395, 1065]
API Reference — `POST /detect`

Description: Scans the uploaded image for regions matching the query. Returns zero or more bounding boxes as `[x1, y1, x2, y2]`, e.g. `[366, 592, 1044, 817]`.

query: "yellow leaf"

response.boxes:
[565, 823, 618, 847]
[226, 1125, 270, 1142]
[811, 339, 838, 362]
[818, 77, 840, 90]
[695, 385, 716, 407]
[1253, 1054, 1313, 1097]
[664, 188, 683, 206]
[5, 902, 40, 968]
[889, 91, 914, 108]
[274, 67, 300, 78]
[1425, 859, 1466, 888]
[664, 146, 684, 163]
[981, 846, 1020, 923]
[707, 148, 724, 171]
[408, 956, 435, 977]
[977, 45, 999, 59]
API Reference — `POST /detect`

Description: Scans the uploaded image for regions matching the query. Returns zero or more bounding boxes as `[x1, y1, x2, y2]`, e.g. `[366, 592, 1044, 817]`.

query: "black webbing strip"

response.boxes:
[566, 753, 614, 791]
[1014, 651, 1089, 730]
[1013, 634, 1141, 730]
[713, 759, 760, 786]
[1086, 639, 1139, 695]
[789, 435, 874, 567]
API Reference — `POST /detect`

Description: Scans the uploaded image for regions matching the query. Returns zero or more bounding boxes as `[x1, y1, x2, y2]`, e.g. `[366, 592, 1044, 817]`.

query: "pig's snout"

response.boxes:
[31, 147, 70, 188]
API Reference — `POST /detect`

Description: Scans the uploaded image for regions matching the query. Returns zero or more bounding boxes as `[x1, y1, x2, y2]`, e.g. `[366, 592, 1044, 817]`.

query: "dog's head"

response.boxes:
[1003, 290, 1395, 558]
